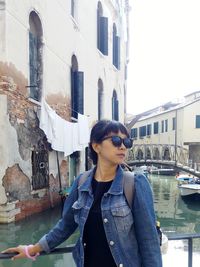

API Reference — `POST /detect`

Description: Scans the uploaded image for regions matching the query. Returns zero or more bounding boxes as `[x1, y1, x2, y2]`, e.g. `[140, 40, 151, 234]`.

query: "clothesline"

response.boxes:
[39, 98, 90, 156]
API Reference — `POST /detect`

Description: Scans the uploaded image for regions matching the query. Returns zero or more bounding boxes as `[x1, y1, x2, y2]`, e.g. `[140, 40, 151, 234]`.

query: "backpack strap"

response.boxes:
[123, 171, 135, 209]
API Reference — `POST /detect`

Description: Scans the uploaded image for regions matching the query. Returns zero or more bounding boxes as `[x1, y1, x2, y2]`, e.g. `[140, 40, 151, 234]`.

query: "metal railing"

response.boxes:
[167, 233, 200, 267]
[1, 233, 200, 267]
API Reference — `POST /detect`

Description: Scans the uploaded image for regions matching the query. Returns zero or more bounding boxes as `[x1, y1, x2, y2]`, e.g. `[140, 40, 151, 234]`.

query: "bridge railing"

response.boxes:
[127, 143, 200, 174]
[1, 233, 200, 267]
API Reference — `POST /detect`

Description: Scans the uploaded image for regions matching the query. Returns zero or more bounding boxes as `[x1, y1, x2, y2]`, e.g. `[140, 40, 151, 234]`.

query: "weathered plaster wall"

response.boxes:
[2, 164, 31, 201]
[0, 93, 31, 203]
[0, 75, 70, 222]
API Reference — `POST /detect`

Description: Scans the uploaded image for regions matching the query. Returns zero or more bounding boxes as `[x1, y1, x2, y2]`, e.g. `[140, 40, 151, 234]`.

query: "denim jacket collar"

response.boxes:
[79, 165, 124, 196]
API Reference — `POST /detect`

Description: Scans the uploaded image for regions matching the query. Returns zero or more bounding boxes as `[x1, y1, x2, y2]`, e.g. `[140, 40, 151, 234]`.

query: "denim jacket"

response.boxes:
[38, 166, 162, 267]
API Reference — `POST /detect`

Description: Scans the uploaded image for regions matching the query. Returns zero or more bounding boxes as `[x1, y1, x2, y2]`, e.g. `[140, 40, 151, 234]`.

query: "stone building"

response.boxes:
[0, 0, 130, 222]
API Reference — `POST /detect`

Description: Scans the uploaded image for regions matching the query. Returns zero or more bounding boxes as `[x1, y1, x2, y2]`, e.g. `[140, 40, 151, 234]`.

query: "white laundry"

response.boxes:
[50, 113, 66, 152]
[72, 123, 84, 151]
[39, 99, 89, 155]
[78, 113, 90, 146]
[39, 98, 56, 144]
[63, 121, 74, 157]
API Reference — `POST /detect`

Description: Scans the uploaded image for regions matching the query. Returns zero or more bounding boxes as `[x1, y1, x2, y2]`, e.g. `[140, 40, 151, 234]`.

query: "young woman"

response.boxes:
[2, 120, 162, 267]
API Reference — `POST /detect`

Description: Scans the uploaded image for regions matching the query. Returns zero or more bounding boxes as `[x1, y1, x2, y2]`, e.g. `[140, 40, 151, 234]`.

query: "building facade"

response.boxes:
[0, 0, 130, 222]
[130, 91, 200, 169]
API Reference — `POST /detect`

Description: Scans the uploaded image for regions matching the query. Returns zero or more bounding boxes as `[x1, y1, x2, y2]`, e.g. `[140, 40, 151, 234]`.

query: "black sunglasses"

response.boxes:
[102, 135, 133, 149]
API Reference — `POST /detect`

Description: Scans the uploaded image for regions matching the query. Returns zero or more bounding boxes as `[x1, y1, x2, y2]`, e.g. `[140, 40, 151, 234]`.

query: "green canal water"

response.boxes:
[0, 174, 200, 267]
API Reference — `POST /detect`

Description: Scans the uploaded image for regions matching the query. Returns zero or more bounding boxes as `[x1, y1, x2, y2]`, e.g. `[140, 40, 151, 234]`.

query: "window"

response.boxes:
[139, 126, 146, 138]
[112, 90, 119, 121]
[161, 120, 164, 133]
[165, 119, 168, 132]
[71, 55, 84, 119]
[147, 124, 152, 136]
[98, 79, 104, 120]
[131, 128, 138, 139]
[172, 117, 176, 130]
[97, 2, 108, 55]
[196, 115, 200, 128]
[154, 122, 159, 134]
[113, 23, 120, 69]
[29, 11, 43, 101]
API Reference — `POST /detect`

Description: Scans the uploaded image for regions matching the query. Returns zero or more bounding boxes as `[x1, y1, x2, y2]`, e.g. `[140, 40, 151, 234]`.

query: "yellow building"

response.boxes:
[129, 91, 200, 169]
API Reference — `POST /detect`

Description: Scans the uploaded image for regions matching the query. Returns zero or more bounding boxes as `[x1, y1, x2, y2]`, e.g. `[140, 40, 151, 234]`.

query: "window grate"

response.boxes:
[31, 148, 49, 190]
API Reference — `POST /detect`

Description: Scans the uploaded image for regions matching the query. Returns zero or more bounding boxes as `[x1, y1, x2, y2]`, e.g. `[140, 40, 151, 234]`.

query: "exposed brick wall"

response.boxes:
[15, 192, 61, 221]
[46, 94, 71, 121]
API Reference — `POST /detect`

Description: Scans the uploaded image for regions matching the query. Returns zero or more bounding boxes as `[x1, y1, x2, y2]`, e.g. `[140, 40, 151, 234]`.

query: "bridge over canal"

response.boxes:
[126, 144, 200, 178]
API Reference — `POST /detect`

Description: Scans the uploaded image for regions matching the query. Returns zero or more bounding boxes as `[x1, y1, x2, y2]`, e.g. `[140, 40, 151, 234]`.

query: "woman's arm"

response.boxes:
[2, 175, 81, 259]
[38, 176, 80, 252]
[133, 174, 162, 267]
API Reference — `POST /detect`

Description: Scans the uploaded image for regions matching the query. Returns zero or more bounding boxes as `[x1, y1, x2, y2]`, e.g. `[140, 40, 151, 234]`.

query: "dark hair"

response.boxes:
[89, 120, 130, 165]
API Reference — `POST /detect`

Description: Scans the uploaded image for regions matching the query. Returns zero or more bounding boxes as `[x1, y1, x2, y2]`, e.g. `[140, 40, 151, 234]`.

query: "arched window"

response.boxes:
[97, 1, 108, 55]
[113, 23, 120, 69]
[29, 11, 43, 101]
[98, 79, 104, 120]
[112, 90, 119, 121]
[71, 55, 84, 119]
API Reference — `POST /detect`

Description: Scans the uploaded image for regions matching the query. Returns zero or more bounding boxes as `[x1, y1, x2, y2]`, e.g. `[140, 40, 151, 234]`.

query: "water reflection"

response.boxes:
[149, 174, 200, 260]
[0, 206, 76, 267]
[150, 174, 200, 233]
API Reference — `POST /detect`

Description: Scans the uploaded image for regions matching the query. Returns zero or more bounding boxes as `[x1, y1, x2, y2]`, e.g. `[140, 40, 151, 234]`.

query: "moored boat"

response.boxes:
[176, 174, 195, 184]
[178, 183, 200, 197]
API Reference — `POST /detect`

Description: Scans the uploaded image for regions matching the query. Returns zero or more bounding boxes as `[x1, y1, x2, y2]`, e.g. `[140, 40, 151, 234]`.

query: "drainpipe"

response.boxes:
[56, 151, 64, 209]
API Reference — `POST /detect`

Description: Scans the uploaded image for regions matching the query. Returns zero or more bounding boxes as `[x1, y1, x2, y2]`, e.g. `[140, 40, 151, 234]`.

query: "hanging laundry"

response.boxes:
[39, 98, 56, 144]
[39, 98, 89, 156]
[63, 121, 74, 157]
[78, 113, 90, 146]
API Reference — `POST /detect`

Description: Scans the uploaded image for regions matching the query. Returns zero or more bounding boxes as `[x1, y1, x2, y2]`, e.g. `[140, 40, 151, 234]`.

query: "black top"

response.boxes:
[83, 178, 117, 267]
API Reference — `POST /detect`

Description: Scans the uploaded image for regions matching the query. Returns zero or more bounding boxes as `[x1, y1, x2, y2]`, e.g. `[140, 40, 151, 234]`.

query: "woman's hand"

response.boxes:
[2, 245, 27, 260]
[2, 243, 42, 260]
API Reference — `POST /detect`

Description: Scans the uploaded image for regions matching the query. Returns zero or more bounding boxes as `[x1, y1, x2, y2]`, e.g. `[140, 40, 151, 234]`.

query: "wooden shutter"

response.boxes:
[112, 96, 119, 121]
[115, 99, 119, 120]
[115, 36, 120, 69]
[73, 71, 84, 117]
[100, 17, 108, 55]
[29, 32, 39, 100]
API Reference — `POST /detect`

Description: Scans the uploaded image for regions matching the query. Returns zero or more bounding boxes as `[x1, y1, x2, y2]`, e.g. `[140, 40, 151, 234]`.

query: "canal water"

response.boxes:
[150, 174, 200, 267]
[0, 174, 200, 267]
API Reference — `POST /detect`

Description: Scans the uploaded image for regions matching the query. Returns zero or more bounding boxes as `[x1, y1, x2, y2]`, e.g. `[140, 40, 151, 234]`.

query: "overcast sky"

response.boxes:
[126, 0, 200, 114]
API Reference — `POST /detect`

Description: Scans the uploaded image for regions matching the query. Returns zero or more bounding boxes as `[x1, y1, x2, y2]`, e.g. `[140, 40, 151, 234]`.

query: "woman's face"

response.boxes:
[92, 131, 129, 166]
